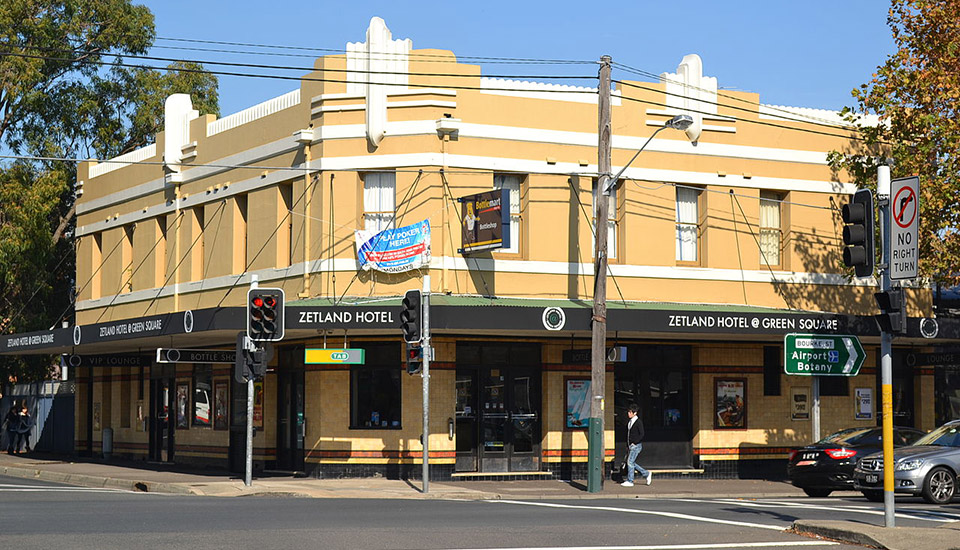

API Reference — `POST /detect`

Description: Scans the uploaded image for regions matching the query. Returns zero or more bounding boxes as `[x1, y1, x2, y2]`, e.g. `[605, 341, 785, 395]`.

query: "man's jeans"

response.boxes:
[625, 442, 649, 482]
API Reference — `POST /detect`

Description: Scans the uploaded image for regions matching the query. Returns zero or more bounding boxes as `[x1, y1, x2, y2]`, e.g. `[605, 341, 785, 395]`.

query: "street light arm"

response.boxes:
[603, 125, 668, 194]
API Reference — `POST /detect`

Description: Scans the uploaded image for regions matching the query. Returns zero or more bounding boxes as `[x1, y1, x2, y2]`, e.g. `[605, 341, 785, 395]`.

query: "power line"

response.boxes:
[0, 50, 600, 96]
[154, 35, 596, 65]
[612, 61, 862, 130]
[4, 45, 596, 81]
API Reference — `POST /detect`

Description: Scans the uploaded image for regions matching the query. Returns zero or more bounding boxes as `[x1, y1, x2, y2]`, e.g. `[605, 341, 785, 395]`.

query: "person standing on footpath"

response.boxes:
[15, 401, 32, 453]
[621, 403, 652, 487]
[4, 401, 22, 454]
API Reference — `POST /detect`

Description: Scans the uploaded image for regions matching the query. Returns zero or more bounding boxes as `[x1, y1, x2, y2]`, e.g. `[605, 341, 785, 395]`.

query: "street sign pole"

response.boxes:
[878, 166, 895, 527]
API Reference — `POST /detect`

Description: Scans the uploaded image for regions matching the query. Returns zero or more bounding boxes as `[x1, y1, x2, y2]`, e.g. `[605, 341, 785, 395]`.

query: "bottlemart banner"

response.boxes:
[355, 219, 431, 273]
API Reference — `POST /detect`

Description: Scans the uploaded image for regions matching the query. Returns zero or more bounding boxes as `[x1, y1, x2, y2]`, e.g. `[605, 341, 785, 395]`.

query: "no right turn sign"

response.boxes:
[890, 176, 919, 280]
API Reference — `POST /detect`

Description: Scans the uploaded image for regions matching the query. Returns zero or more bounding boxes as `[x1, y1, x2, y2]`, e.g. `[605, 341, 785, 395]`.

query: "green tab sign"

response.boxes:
[784, 333, 865, 376]
[304, 348, 365, 365]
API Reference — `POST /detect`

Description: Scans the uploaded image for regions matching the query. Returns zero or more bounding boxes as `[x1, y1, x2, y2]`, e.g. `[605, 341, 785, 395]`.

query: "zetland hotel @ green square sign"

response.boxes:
[784, 333, 865, 377]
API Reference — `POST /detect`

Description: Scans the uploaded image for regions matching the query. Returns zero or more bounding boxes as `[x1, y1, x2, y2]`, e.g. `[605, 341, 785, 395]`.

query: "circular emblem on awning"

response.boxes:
[920, 317, 939, 339]
[542, 307, 566, 331]
[73, 325, 82, 346]
[184, 310, 194, 333]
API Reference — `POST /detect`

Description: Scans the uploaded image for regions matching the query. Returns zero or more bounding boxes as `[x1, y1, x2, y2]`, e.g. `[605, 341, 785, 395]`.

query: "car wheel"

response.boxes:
[803, 488, 832, 498]
[861, 490, 884, 502]
[921, 466, 957, 505]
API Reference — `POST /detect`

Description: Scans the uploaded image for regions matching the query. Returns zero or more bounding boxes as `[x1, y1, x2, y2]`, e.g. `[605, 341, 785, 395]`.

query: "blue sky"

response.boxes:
[145, 1, 893, 118]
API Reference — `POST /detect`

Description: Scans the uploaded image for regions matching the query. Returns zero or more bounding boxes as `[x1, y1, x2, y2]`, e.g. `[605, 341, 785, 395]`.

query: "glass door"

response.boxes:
[481, 369, 509, 471]
[275, 369, 305, 472]
[614, 345, 692, 469]
[149, 377, 174, 462]
[455, 370, 479, 472]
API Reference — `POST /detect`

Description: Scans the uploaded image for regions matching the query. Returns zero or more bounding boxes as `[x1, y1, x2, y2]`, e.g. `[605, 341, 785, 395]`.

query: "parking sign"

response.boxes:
[890, 176, 919, 280]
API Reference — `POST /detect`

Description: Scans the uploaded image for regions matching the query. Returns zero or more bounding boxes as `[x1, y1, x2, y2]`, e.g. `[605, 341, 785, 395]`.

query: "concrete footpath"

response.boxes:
[1, 452, 957, 550]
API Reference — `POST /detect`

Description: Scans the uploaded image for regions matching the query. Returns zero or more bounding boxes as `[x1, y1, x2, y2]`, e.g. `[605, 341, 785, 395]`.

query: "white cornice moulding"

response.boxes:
[75, 256, 874, 312]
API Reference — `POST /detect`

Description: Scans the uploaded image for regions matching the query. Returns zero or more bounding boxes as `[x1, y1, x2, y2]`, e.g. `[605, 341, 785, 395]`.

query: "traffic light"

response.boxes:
[405, 343, 423, 374]
[400, 289, 422, 343]
[235, 333, 254, 383]
[875, 289, 905, 334]
[247, 288, 285, 342]
[841, 189, 875, 278]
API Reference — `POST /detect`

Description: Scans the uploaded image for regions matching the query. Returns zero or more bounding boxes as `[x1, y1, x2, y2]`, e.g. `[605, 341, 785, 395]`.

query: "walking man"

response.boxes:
[621, 403, 652, 487]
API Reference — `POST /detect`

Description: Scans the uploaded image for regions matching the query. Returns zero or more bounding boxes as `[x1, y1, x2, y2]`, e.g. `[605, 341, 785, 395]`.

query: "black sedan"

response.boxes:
[788, 426, 925, 497]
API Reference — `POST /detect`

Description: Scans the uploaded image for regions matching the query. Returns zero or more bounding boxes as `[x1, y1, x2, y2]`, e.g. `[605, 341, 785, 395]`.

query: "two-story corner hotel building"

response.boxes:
[4, 18, 959, 480]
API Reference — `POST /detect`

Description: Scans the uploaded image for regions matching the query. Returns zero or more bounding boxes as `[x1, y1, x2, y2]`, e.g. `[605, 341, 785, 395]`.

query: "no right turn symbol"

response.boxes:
[893, 185, 917, 228]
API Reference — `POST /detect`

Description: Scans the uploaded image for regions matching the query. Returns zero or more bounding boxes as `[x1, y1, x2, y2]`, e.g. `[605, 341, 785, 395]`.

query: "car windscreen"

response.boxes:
[817, 428, 872, 445]
[912, 424, 960, 447]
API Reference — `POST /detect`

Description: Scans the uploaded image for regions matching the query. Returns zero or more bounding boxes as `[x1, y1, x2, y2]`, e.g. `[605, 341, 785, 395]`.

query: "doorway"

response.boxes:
[148, 371, 175, 463]
[455, 342, 541, 473]
[275, 366, 305, 472]
[614, 345, 693, 468]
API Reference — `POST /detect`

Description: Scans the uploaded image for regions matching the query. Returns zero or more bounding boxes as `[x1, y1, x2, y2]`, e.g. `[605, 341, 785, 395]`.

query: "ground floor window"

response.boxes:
[193, 364, 212, 427]
[936, 366, 960, 427]
[350, 342, 401, 429]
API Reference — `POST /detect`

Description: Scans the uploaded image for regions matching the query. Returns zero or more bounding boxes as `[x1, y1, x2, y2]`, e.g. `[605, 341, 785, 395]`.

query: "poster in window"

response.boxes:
[715, 378, 746, 429]
[855, 388, 873, 420]
[459, 189, 511, 254]
[176, 382, 189, 429]
[565, 377, 591, 429]
[791, 387, 810, 420]
[214, 381, 228, 430]
[93, 402, 101, 431]
[253, 380, 264, 429]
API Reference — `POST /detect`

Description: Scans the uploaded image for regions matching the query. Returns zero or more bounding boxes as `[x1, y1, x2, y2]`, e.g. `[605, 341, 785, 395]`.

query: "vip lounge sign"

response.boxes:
[458, 189, 510, 254]
[784, 333, 865, 376]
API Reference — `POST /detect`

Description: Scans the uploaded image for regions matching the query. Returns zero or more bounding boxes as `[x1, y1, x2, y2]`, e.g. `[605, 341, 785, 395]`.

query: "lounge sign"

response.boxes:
[459, 189, 510, 254]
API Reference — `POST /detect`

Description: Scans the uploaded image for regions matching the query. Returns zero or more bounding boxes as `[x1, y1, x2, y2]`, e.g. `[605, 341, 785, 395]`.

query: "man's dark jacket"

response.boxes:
[627, 416, 645, 445]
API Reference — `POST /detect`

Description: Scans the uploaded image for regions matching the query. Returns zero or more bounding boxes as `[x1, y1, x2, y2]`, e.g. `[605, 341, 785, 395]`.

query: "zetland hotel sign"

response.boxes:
[459, 189, 510, 253]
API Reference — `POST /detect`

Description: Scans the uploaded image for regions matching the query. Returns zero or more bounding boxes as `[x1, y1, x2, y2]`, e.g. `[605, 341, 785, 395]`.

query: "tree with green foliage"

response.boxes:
[829, 0, 960, 286]
[0, 0, 219, 382]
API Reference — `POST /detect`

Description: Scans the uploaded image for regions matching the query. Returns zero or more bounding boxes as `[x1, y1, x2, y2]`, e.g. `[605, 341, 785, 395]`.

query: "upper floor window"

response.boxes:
[592, 180, 617, 259]
[759, 191, 782, 267]
[676, 186, 700, 262]
[494, 174, 522, 254]
[363, 172, 396, 232]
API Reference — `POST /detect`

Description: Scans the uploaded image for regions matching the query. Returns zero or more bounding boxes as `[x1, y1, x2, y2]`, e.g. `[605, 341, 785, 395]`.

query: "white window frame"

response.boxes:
[676, 186, 700, 263]
[363, 172, 396, 233]
[493, 174, 522, 254]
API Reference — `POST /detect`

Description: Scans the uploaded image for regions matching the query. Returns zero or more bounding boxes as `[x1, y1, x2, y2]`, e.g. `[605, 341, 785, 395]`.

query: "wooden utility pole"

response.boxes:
[588, 56, 612, 493]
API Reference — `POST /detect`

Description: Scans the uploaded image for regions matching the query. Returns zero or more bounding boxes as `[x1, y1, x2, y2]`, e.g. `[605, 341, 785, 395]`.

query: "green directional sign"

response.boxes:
[784, 333, 865, 376]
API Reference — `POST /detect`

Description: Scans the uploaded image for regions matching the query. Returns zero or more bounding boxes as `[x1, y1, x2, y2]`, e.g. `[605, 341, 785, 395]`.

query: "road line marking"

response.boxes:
[686, 498, 960, 523]
[492, 500, 786, 531]
[445, 542, 835, 550]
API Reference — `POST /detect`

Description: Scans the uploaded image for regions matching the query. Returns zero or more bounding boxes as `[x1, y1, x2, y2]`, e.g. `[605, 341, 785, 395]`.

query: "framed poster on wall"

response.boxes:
[564, 377, 591, 429]
[176, 382, 189, 429]
[715, 378, 746, 429]
[214, 381, 228, 430]
[791, 387, 810, 420]
[855, 387, 873, 420]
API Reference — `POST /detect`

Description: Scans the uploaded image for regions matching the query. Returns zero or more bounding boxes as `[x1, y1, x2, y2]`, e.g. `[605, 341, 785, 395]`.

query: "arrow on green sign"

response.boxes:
[784, 333, 865, 377]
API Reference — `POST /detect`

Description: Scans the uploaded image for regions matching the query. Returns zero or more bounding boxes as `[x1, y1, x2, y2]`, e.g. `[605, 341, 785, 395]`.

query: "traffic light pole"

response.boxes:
[877, 165, 895, 528]
[245, 277, 258, 488]
[421, 275, 431, 493]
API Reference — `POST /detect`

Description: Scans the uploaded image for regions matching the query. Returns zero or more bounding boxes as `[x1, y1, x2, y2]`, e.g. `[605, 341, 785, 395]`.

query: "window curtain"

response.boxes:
[363, 172, 396, 232]
[676, 187, 699, 261]
[759, 192, 781, 266]
[494, 174, 522, 253]
[592, 181, 617, 259]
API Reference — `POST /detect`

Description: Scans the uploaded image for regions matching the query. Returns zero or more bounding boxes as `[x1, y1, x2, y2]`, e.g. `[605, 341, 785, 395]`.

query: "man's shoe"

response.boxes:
[645, 472, 652, 485]
[620, 481, 634, 487]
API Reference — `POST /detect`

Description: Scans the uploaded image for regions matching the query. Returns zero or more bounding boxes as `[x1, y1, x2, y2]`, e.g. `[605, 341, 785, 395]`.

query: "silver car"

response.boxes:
[853, 419, 960, 504]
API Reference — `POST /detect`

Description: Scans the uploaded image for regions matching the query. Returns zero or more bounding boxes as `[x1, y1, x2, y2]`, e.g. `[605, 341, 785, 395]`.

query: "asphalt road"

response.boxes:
[1, 474, 958, 549]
